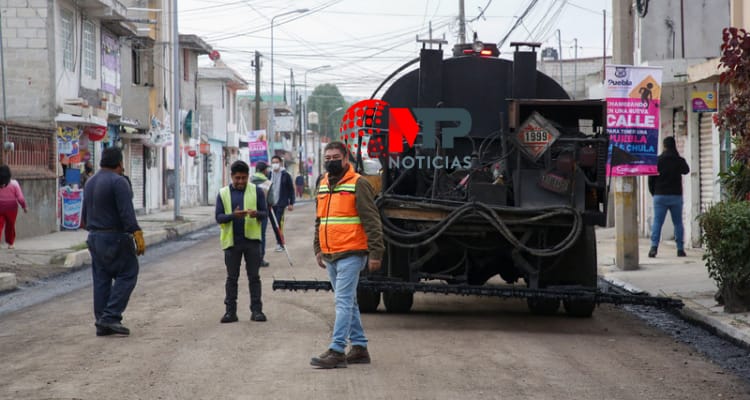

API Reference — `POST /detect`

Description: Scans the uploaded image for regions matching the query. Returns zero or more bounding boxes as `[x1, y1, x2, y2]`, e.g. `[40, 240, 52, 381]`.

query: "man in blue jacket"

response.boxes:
[268, 155, 295, 251]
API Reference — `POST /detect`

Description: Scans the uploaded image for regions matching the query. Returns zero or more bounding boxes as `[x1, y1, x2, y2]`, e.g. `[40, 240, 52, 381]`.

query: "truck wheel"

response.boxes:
[383, 292, 414, 313]
[527, 297, 560, 315]
[357, 288, 381, 313]
[563, 300, 595, 318]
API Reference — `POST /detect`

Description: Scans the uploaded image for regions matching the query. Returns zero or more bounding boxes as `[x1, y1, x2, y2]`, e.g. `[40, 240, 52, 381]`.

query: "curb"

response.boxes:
[600, 275, 750, 349]
[62, 218, 215, 269]
[0, 272, 17, 293]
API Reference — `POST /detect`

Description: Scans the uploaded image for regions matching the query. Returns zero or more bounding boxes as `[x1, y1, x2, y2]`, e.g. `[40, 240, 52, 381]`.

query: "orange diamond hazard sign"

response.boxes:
[516, 111, 560, 161]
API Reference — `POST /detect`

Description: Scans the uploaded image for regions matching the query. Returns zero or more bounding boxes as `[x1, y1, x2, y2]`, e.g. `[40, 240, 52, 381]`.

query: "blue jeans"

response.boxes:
[325, 255, 368, 353]
[87, 232, 139, 324]
[651, 195, 684, 251]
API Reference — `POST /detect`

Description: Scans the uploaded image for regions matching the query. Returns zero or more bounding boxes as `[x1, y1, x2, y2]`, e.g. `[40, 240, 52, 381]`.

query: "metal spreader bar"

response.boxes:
[272, 279, 684, 309]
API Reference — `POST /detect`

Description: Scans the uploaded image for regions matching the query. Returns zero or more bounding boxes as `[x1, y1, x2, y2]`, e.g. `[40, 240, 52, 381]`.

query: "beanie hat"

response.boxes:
[100, 147, 123, 168]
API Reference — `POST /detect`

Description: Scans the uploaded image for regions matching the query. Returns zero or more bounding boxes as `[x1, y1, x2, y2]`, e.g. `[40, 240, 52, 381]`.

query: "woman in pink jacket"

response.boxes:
[0, 166, 27, 249]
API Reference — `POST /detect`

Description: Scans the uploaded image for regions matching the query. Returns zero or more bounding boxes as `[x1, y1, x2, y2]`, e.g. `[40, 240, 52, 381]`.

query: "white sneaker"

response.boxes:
[275, 245, 284, 252]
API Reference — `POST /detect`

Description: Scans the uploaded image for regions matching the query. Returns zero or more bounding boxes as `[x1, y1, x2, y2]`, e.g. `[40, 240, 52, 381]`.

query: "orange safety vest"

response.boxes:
[317, 166, 369, 254]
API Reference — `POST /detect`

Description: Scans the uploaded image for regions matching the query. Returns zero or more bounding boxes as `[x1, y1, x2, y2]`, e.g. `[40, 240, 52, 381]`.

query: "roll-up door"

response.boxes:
[699, 113, 716, 212]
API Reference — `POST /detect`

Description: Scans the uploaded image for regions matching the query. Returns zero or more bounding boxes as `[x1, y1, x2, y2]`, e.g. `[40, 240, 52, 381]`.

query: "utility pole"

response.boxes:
[556, 29, 563, 89]
[171, 0, 182, 220]
[573, 38, 578, 99]
[613, 0, 637, 270]
[253, 51, 261, 130]
[458, 0, 466, 44]
[603, 9, 607, 84]
[0, 11, 7, 165]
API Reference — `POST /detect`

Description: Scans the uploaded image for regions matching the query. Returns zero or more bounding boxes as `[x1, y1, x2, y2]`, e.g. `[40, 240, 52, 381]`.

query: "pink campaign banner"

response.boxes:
[605, 65, 662, 177]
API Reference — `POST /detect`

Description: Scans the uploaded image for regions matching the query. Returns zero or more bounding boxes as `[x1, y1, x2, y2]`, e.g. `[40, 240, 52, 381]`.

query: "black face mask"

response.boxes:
[324, 160, 344, 175]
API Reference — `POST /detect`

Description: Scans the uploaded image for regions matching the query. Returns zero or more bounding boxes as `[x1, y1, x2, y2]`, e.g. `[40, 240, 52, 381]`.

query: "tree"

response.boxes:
[715, 27, 750, 200]
[307, 84, 347, 141]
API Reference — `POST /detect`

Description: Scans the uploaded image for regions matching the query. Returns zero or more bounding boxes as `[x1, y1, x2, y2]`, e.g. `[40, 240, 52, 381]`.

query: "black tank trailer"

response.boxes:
[274, 41, 682, 316]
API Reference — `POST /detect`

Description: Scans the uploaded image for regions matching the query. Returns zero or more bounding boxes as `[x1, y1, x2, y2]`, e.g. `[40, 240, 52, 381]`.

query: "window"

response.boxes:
[132, 47, 142, 85]
[61, 8, 74, 71]
[83, 20, 96, 79]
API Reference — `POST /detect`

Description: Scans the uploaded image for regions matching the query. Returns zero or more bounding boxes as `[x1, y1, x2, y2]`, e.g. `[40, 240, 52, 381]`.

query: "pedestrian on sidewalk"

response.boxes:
[268, 155, 295, 252]
[0, 166, 27, 249]
[215, 160, 268, 323]
[81, 147, 146, 337]
[648, 136, 690, 258]
[80, 160, 94, 188]
[295, 174, 305, 199]
[251, 161, 272, 267]
[310, 141, 384, 369]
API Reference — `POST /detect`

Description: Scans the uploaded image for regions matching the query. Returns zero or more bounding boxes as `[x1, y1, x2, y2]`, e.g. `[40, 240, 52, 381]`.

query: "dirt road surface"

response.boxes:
[1, 203, 749, 399]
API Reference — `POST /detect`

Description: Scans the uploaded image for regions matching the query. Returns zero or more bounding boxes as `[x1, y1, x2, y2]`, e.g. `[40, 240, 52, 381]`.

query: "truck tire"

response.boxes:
[562, 226, 597, 318]
[383, 292, 414, 313]
[527, 297, 560, 315]
[357, 288, 381, 313]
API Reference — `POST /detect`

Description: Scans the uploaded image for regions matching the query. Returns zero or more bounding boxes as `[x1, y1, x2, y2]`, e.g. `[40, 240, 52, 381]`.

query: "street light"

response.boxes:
[302, 65, 331, 182]
[270, 8, 308, 157]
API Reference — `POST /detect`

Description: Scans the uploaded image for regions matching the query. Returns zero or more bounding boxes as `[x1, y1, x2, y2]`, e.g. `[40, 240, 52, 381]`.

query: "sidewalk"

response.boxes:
[597, 227, 750, 348]
[0, 206, 217, 291]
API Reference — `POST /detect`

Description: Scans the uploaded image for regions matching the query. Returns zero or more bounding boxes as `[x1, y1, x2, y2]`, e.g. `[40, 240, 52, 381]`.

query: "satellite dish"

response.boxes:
[209, 50, 221, 61]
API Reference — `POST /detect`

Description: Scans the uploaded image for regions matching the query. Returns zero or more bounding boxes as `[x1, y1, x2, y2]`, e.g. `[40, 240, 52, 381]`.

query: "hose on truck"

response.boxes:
[376, 195, 583, 257]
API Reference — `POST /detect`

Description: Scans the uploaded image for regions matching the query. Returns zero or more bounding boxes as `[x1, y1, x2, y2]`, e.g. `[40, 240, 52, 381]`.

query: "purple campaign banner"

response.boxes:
[248, 141, 268, 166]
[605, 65, 662, 177]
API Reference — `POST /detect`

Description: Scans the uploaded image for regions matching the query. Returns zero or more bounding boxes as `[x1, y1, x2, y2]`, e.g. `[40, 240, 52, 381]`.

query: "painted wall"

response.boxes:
[636, 0, 728, 62]
[198, 80, 228, 141]
[16, 179, 58, 238]
[0, 0, 55, 123]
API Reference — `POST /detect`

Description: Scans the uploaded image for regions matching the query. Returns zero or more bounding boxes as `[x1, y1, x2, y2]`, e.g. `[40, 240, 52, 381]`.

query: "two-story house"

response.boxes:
[0, 0, 144, 236]
[197, 61, 248, 204]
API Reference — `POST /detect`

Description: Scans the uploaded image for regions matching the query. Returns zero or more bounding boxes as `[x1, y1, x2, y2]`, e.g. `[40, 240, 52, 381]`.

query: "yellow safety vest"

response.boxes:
[219, 184, 261, 249]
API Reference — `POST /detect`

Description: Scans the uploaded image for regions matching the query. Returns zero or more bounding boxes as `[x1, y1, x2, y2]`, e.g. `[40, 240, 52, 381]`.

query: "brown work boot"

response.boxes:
[310, 349, 347, 369]
[346, 345, 371, 364]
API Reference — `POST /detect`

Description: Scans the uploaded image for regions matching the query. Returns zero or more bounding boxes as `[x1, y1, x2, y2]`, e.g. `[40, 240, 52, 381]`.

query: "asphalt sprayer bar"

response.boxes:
[272, 279, 684, 309]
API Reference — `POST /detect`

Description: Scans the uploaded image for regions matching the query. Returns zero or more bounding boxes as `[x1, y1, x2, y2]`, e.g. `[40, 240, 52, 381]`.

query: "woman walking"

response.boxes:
[0, 166, 27, 249]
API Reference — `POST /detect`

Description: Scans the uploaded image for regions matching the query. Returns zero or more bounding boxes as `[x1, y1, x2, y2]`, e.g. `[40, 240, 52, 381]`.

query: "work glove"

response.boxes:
[133, 230, 146, 256]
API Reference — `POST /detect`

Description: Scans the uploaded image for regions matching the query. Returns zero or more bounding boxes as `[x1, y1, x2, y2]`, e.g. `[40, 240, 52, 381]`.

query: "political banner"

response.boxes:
[605, 65, 662, 176]
[248, 140, 268, 166]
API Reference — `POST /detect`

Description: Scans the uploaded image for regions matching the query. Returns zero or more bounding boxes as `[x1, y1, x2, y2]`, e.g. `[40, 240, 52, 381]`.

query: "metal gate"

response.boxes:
[699, 113, 716, 212]
[128, 142, 145, 210]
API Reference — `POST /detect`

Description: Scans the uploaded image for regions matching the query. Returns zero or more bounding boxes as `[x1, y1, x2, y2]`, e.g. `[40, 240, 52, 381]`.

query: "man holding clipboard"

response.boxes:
[215, 161, 269, 323]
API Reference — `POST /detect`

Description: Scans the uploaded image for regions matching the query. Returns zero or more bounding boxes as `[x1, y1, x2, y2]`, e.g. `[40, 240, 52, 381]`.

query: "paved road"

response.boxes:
[1, 204, 749, 399]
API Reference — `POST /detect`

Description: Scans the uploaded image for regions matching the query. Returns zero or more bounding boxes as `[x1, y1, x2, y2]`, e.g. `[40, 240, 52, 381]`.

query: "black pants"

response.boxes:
[269, 205, 285, 246]
[224, 240, 262, 313]
[87, 232, 139, 324]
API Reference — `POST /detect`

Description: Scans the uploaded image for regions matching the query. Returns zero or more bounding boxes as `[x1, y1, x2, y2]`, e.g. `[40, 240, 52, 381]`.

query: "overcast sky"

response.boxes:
[178, 0, 612, 99]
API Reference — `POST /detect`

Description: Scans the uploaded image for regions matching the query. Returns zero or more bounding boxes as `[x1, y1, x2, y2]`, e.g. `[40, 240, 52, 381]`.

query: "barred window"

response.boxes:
[61, 8, 74, 71]
[83, 20, 96, 79]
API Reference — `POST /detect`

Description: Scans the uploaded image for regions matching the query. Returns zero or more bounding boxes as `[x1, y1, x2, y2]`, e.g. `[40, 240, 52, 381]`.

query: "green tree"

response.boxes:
[307, 84, 347, 141]
[716, 27, 750, 200]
